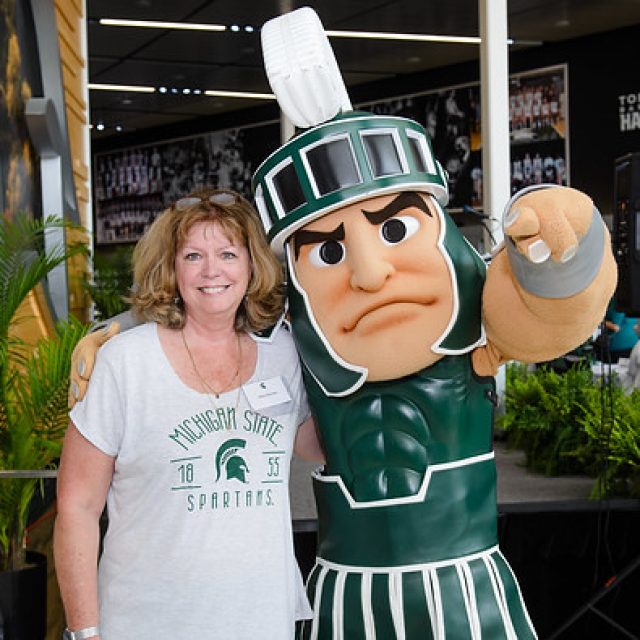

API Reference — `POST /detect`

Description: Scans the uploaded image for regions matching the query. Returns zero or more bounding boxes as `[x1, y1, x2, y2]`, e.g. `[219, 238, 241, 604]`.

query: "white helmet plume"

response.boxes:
[261, 6, 352, 129]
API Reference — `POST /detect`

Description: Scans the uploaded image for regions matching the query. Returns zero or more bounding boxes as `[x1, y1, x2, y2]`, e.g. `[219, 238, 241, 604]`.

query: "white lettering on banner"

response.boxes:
[618, 93, 640, 132]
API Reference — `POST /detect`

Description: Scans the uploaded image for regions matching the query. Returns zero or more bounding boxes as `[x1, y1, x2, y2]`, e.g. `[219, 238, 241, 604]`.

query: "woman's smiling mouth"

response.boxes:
[198, 285, 230, 294]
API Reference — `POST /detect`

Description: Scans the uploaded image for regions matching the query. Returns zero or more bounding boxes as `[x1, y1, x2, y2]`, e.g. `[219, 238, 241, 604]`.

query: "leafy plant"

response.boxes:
[82, 246, 132, 320]
[499, 362, 596, 475]
[578, 386, 640, 498]
[499, 361, 640, 498]
[0, 214, 89, 571]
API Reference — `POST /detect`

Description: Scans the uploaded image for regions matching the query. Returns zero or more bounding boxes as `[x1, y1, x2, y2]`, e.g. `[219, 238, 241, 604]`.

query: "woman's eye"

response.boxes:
[309, 240, 346, 267]
[380, 215, 420, 245]
[184, 252, 200, 261]
[221, 251, 237, 260]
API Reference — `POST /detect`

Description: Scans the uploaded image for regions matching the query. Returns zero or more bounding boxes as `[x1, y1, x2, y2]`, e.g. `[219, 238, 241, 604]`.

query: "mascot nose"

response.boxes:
[349, 243, 395, 292]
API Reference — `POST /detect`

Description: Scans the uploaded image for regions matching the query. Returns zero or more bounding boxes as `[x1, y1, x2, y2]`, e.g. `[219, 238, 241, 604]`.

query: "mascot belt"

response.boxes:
[313, 454, 498, 567]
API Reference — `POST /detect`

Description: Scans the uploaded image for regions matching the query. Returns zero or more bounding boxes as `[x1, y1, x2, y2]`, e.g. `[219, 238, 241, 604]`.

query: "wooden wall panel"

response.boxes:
[54, 0, 91, 322]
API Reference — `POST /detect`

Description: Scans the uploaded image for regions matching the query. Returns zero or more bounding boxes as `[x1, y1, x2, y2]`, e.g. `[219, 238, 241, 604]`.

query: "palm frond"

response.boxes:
[0, 215, 87, 340]
[0, 213, 90, 570]
[11, 317, 90, 467]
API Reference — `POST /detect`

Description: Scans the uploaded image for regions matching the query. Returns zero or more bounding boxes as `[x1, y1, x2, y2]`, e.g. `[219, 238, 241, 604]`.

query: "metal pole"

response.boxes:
[479, 0, 510, 249]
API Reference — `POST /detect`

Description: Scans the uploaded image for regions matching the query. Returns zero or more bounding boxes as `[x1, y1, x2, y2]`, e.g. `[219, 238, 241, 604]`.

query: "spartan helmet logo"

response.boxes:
[215, 439, 249, 483]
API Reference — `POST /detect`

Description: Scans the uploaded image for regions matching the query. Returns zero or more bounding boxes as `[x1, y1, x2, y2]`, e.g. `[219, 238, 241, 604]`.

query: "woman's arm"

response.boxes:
[54, 423, 115, 635]
[294, 417, 325, 463]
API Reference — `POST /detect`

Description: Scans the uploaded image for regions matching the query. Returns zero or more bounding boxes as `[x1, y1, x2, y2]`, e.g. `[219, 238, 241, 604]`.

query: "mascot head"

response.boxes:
[253, 8, 486, 396]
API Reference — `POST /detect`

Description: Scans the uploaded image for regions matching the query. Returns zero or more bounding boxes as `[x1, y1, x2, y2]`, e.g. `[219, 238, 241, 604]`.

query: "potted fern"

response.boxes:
[0, 214, 88, 638]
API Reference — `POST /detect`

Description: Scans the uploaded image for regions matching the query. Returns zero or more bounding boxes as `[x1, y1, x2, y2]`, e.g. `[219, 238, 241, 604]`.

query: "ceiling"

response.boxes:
[86, 0, 640, 140]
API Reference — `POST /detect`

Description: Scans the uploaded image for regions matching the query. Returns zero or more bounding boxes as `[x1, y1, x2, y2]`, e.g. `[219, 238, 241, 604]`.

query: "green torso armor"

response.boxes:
[306, 354, 498, 566]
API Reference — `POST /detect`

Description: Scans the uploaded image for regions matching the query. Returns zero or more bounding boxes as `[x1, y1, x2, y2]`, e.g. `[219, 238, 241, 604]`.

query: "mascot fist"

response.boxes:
[503, 186, 593, 264]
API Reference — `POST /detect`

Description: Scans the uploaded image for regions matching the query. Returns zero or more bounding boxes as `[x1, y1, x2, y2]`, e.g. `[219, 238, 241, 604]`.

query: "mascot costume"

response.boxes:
[70, 7, 616, 639]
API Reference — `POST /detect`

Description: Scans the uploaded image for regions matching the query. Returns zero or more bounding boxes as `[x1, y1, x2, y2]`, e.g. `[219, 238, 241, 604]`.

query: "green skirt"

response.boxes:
[297, 546, 537, 640]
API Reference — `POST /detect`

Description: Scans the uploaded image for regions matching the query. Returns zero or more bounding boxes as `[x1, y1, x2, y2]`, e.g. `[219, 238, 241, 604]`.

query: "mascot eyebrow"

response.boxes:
[292, 191, 432, 260]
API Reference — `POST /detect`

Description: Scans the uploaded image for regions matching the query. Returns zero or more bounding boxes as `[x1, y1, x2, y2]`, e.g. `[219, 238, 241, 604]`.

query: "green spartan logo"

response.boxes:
[215, 439, 249, 483]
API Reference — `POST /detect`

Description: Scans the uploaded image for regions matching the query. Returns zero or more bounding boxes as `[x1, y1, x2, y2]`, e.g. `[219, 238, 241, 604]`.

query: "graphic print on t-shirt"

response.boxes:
[166, 405, 289, 514]
[215, 438, 248, 482]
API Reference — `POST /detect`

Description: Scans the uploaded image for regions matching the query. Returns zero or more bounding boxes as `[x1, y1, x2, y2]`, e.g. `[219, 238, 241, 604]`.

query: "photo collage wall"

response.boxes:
[93, 65, 568, 245]
[93, 123, 278, 245]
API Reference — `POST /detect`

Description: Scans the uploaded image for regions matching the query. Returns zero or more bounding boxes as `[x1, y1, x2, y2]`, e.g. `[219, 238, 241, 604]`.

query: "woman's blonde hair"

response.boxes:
[129, 188, 284, 331]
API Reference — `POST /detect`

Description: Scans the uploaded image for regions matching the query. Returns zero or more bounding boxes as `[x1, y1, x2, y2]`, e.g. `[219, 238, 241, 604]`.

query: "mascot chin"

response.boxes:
[69, 8, 616, 639]
[252, 8, 616, 639]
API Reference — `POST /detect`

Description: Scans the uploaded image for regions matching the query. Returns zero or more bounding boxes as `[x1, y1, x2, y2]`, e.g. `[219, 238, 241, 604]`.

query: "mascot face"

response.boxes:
[289, 191, 454, 381]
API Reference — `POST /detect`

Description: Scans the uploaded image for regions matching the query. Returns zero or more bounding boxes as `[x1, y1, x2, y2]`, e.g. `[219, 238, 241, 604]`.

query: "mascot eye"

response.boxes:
[380, 215, 420, 245]
[309, 240, 346, 267]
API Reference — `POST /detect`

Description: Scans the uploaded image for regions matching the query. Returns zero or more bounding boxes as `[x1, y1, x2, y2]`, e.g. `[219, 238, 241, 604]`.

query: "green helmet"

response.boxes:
[252, 111, 448, 258]
[252, 110, 486, 396]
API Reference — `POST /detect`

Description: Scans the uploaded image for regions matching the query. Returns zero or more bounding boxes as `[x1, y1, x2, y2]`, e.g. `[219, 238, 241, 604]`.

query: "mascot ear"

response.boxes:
[261, 7, 352, 129]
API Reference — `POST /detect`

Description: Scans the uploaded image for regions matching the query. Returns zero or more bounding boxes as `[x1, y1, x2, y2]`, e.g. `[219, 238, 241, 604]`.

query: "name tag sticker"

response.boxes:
[243, 377, 291, 410]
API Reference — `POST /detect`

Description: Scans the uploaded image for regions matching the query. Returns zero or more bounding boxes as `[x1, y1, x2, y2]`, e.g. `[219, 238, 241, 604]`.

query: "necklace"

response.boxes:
[181, 328, 243, 399]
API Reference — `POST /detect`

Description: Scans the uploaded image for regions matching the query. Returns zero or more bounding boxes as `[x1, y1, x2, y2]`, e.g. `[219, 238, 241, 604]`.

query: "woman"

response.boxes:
[54, 189, 324, 640]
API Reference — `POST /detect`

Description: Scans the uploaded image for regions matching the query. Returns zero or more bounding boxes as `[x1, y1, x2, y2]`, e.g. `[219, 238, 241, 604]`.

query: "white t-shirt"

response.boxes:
[70, 322, 312, 639]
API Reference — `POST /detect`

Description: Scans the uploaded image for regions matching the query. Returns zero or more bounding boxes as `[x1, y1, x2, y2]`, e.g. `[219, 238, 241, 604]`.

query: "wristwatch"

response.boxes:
[63, 627, 100, 639]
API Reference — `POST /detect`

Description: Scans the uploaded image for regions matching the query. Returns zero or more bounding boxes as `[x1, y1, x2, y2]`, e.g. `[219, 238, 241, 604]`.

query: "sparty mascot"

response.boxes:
[70, 7, 616, 639]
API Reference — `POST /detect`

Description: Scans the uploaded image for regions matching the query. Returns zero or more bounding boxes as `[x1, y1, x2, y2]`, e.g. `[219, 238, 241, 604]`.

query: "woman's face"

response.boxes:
[175, 221, 252, 324]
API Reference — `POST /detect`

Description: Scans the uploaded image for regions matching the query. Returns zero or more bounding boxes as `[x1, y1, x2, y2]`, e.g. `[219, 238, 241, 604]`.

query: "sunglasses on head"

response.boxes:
[173, 192, 237, 211]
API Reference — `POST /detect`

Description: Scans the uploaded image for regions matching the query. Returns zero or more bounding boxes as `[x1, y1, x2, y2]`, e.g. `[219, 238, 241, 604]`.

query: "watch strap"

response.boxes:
[64, 626, 100, 639]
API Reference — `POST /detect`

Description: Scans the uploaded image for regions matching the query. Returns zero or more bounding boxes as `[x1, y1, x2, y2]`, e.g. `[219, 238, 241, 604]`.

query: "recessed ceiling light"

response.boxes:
[99, 18, 226, 32]
[89, 83, 155, 93]
[204, 89, 275, 100]
[96, 123, 105, 131]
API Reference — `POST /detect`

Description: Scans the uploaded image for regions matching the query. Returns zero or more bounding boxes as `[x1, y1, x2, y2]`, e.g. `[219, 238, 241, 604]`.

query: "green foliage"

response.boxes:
[0, 214, 89, 571]
[499, 362, 595, 475]
[82, 247, 132, 320]
[499, 362, 640, 498]
[578, 386, 640, 498]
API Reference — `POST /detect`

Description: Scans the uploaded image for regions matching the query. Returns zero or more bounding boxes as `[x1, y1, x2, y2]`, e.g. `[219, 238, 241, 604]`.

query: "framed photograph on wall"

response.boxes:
[509, 64, 569, 193]
[93, 122, 279, 245]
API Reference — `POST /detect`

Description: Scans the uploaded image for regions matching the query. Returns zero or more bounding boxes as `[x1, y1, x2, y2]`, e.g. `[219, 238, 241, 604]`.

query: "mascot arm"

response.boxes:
[68, 309, 140, 408]
[473, 185, 617, 376]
